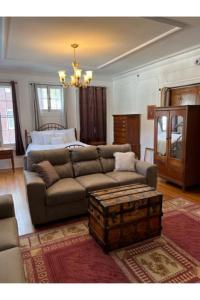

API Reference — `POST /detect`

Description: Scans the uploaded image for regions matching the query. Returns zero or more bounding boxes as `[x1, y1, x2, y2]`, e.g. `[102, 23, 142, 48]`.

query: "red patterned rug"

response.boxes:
[20, 198, 200, 283]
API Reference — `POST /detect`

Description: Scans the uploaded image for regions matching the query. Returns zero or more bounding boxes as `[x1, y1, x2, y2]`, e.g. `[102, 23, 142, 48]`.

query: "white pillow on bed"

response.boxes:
[31, 128, 76, 145]
[53, 128, 76, 143]
[51, 136, 65, 145]
[31, 130, 55, 145]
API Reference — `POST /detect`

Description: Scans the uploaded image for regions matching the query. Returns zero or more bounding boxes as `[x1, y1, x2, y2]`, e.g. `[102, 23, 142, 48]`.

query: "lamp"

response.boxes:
[58, 44, 93, 88]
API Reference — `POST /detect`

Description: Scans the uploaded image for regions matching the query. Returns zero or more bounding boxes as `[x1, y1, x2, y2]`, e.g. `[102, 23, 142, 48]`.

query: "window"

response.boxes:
[37, 86, 63, 112]
[0, 85, 15, 145]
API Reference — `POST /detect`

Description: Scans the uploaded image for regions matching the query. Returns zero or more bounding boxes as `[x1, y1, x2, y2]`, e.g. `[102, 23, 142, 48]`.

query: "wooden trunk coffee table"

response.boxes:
[88, 183, 163, 252]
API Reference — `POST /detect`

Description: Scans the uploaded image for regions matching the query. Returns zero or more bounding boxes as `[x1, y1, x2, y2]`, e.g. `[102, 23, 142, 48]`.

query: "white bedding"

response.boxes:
[26, 141, 88, 155]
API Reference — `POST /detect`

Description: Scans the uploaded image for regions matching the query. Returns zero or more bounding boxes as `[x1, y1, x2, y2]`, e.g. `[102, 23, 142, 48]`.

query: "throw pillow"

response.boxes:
[114, 152, 136, 172]
[33, 160, 60, 188]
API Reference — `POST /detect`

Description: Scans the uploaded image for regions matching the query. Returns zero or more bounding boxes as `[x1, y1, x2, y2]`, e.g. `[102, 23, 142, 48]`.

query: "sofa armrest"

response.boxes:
[0, 194, 15, 219]
[24, 171, 47, 225]
[135, 160, 157, 188]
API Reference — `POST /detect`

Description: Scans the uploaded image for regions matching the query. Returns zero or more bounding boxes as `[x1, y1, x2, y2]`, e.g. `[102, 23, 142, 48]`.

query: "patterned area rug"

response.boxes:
[20, 198, 200, 283]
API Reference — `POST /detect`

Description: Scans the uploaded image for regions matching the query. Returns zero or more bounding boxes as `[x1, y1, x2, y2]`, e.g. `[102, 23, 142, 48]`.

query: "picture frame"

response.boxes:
[147, 105, 156, 120]
[144, 147, 154, 164]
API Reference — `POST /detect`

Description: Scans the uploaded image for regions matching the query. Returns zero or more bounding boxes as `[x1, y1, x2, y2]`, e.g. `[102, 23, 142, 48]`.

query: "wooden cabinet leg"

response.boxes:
[11, 151, 15, 172]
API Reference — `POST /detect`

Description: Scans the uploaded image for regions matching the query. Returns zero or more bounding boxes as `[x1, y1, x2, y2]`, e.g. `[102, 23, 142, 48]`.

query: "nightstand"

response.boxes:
[0, 147, 15, 172]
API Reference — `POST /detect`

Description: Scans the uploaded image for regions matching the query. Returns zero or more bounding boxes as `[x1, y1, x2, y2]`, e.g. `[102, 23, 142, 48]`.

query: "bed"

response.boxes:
[25, 123, 88, 155]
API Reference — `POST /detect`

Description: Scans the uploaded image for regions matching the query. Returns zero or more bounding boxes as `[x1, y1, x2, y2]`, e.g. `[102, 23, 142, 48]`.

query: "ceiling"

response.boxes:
[0, 17, 200, 77]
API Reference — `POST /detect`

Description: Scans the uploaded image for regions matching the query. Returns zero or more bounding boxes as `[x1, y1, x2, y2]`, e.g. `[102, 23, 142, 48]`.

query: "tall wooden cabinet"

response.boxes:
[154, 105, 200, 189]
[113, 114, 140, 159]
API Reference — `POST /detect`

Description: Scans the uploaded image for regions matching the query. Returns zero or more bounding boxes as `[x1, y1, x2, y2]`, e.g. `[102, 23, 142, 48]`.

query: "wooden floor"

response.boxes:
[0, 168, 200, 236]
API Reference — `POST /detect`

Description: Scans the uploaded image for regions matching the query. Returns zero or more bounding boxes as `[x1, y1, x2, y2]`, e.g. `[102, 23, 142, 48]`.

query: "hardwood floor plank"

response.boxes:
[0, 169, 199, 236]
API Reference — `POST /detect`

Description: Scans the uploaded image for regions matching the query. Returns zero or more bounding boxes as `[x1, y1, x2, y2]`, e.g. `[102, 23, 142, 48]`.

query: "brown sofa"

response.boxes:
[0, 194, 26, 283]
[24, 144, 157, 225]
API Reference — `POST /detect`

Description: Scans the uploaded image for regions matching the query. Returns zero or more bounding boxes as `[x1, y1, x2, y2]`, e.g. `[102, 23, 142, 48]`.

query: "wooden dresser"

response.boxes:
[113, 114, 140, 159]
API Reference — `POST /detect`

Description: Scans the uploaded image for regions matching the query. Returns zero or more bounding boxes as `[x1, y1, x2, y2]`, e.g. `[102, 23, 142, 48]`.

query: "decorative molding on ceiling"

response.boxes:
[113, 44, 200, 80]
[97, 26, 182, 70]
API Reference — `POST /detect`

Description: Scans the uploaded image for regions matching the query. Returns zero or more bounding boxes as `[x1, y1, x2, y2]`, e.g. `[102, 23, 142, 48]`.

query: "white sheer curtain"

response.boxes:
[31, 83, 67, 129]
[160, 87, 171, 106]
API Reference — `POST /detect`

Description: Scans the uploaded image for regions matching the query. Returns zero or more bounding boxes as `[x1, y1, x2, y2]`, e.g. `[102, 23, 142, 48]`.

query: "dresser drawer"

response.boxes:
[0, 150, 12, 159]
[114, 123, 127, 130]
[114, 131, 127, 139]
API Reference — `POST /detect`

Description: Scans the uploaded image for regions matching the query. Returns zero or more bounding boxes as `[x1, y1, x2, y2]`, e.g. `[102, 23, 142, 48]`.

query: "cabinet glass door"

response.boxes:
[169, 114, 184, 160]
[156, 115, 168, 157]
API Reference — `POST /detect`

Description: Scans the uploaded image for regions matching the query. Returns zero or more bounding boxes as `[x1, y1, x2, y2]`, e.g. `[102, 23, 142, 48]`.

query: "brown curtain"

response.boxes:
[11, 81, 25, 155]
[79, 86, 106, 144]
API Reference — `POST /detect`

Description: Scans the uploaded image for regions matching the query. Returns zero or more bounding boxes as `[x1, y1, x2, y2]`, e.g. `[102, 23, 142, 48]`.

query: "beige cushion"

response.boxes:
[71, 146, 98, 162]
[34, 161, 60, 188]
[98, 144, 131, 173]
[0, 217, 19, 251]
[46, 178, 85, 206]
[0, 247, 26, 283]
[71, 146, 102, 176]
[73, 160, 102, 177]
[114, 152, 136, 172]
[0, 194, 15, 219]
[27, 148, 74, 178]
[106, 171, 146, 185]
[76, 173, 118, 192]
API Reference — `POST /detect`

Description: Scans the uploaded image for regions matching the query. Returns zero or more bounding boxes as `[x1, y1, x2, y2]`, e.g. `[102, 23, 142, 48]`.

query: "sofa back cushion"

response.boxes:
[71, 146, 102, 177]
[27, 148, 74, 178]
[98, 144, 132, 173]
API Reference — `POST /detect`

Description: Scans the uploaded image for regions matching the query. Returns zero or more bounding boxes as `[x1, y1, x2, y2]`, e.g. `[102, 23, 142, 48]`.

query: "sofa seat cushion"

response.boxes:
[46, 178, 85, 206]
[0, 217, 19, 251]
[76, 173, 118, 193]
[106, 171, 146, 185]
[0, 247, 26, 283]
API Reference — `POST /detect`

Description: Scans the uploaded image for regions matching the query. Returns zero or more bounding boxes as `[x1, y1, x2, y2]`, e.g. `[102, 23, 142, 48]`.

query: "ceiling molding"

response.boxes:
[113, 44, 200, 80]
[97, 26, 182, 70]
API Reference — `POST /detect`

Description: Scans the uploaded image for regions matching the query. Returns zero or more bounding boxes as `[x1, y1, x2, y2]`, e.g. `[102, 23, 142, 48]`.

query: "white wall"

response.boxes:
[111, 47, 200, 159]
[0, 70, 113, 169]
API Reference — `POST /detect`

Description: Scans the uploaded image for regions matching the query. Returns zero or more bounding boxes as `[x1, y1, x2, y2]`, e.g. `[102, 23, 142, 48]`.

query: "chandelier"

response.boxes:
[58, 44, 93, 88]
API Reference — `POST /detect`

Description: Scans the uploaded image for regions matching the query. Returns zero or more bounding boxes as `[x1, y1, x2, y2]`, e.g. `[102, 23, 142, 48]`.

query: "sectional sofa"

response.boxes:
[0, 194, 26, 283]
[24, 144, 157, 225]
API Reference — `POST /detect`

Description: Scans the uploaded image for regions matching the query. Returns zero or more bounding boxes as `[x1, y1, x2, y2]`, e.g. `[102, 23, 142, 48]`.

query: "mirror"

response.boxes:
[170, 115, 183, 159]
[157, 116, 167, 157]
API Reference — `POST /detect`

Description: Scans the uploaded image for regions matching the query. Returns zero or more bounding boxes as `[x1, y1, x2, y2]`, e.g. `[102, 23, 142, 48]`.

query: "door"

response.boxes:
[154, 110, 169, 177]
[167, 109, 185, 184]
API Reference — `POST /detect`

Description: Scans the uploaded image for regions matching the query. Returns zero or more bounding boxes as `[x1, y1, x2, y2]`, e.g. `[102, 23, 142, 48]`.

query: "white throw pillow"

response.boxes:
[114, 152, 136, 172]
[51, 136, 65, 145]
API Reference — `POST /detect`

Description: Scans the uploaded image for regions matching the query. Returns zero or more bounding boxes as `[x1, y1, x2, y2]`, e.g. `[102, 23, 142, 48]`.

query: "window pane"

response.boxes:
[50, 88, 62, 110]
[37, 87, 48, 110]
[0, 86, 15, 144]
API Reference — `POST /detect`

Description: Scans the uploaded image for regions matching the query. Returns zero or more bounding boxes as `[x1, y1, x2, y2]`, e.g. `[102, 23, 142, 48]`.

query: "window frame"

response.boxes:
[0, 83, 15, 146]
[36, 85, 63, 112]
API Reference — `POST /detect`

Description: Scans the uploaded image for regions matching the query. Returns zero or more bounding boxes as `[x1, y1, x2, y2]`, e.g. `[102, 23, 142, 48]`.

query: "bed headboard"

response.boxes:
[38, 123, 65, 131]
[25, 123, 77, 148]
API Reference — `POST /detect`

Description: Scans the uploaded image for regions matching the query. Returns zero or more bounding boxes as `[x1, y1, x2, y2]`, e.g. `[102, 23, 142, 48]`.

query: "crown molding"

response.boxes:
[112, 44, 200, 80]
[97, 26, 182, 70]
